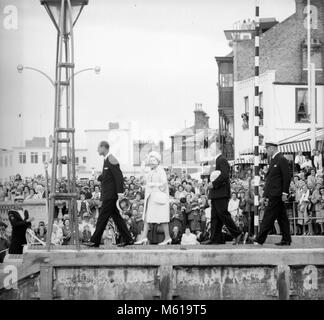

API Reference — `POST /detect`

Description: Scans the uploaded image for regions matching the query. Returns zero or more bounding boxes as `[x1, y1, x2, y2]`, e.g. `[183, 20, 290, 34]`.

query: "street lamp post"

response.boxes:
[17, 64, 100, 178]
[38, 0, 90, 252]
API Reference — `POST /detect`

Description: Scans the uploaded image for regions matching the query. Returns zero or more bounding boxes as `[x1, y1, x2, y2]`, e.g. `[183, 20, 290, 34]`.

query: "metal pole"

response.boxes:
[67, 0, 80, 250]
[253, 0, 260, 235]
[44, 162, 50, 218]
[47, 0, 65, 251]
[307, 0, 316, 151]
[310, 62, 316, 150]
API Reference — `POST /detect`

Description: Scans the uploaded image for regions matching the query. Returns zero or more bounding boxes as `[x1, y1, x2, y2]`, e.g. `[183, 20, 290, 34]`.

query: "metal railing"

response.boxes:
[258, 201, 324, 236]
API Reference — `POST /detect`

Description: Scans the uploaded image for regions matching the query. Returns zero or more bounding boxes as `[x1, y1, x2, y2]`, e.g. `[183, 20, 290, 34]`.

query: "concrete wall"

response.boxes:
[1, 263, 323, 300]
[1, 248, 324, 300]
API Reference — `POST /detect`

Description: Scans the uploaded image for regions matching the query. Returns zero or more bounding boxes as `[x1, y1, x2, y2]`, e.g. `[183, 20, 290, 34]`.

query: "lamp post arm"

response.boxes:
[69, 67, 98, 81]
[23, 66, 55, 86]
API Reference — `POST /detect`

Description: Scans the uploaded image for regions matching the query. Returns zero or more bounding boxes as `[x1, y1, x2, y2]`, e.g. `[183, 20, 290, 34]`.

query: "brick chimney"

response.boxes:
[295, 0, 305, 20]
[194, 103, 209, 129]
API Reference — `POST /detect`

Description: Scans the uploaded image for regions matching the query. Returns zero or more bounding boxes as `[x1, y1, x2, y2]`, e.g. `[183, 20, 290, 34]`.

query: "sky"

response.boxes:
[0, 0, 295, 149]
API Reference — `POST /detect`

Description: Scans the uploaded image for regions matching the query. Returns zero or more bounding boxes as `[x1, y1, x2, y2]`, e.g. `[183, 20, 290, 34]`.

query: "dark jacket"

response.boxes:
[208, 154, 231, 200]
[8, 209, 30, 254]
[98, 154, 124, 201]
[264, 152, 290, 199]
[170, 231, 182, 245]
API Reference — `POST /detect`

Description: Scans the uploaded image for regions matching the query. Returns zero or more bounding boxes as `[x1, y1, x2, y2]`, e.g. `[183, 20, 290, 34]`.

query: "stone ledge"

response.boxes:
[266, 235, 324, 247]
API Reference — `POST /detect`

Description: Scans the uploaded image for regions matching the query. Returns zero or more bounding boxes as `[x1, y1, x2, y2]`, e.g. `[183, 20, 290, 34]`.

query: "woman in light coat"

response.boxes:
[135, 151, 171, 245]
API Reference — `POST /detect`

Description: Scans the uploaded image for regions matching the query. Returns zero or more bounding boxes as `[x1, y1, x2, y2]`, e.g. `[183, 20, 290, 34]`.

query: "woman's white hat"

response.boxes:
[148, 151, 161, 163]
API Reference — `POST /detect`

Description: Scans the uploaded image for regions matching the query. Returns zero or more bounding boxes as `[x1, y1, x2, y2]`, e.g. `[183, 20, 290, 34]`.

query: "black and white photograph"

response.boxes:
[0, 0, 323, 305]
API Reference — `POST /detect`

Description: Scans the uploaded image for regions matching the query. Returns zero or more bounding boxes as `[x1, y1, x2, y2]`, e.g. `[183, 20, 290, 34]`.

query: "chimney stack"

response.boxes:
[194, 104, 209, 129]
[295, 0, 305, 20]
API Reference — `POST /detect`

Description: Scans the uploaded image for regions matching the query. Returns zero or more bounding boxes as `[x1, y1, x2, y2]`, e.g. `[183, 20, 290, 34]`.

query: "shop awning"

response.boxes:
[279, 128, 324, 153]
[229, 158, 268, 166]
[279, 140, 311, 153]
[239, 146, 267, 156]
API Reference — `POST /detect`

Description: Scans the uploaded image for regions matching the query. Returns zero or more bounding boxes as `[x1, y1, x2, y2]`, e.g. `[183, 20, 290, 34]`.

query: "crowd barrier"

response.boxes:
[285, 201, 323, 236]
[255, 201, 324, 236]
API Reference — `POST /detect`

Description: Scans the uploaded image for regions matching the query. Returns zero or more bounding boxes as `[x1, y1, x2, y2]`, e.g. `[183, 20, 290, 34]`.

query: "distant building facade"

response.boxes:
[170, 104, 217, 166]
[0, 137, 87, 182]
[84, 121, 134, 175]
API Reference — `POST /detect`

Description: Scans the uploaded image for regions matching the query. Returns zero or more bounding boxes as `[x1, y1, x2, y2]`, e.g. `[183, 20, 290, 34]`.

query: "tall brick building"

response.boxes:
[218, 0, 324, 158]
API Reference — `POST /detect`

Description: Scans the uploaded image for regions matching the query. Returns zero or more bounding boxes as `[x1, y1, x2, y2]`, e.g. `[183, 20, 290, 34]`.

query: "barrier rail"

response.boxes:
[257, 201, 324, 236]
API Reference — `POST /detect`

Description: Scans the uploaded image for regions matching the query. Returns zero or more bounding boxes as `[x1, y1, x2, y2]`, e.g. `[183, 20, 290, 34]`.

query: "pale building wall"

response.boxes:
[234, 70, 324, 158]
[85, 125, 134, 174]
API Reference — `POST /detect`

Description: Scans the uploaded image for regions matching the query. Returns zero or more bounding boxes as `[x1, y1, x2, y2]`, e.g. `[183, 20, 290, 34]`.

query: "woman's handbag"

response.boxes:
[152, 191, 169, 205]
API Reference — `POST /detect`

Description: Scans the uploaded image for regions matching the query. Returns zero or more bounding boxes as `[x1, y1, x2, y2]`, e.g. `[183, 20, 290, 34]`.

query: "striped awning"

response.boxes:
[239, 146, 267, 156]
[229, 158, 268, 166]
[279, 140, 311, 153]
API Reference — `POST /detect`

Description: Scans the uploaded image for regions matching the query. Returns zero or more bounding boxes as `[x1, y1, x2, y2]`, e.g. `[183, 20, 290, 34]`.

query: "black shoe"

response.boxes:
[275, 241, 291, 246]
[201, 240, 214, 245]
[117, 240, 134, 247]
[83, 242, 99, 248]
[213, 241, 226, 245]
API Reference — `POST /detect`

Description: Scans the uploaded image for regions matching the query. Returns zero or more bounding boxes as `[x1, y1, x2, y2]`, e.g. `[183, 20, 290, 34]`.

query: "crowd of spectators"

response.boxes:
[0, 148, 323, 254]
[290, 150, 324, 235]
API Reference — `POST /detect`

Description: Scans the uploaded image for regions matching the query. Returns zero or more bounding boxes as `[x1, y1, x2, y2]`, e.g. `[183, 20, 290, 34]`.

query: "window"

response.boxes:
[83, 157, 86, 164]
[242, 96, 249, 130]
[296, 88, 317, 123]
[9, 155, 12, 166]
[75, 157, 79, 165]
[31, 152, 38, 164]
[42, 152, 49, 163]
[244, 96, 249, 114]
[219, 74, 233, 87]
[0, 156, 2, 167]
[259, 92, 264, 126]
[19, 152, 26, 164]
[4, 157, 8, 167]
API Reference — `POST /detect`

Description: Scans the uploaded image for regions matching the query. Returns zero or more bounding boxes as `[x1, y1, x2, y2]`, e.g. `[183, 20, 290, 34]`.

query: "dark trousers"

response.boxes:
[210, 198, 242, 243]
[256, 197, 291, 244]
[91, 198, 132, 245]
[248, 210, 255, 236]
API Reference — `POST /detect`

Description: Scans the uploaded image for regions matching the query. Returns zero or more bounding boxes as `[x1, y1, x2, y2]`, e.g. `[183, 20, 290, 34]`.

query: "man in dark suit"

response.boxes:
[254, 141, 292, 246]
[8, 197, 34, 254]
[202, 142, 243, 245]
[170, 226, 182, 245]
[85, 141, 133, 248]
